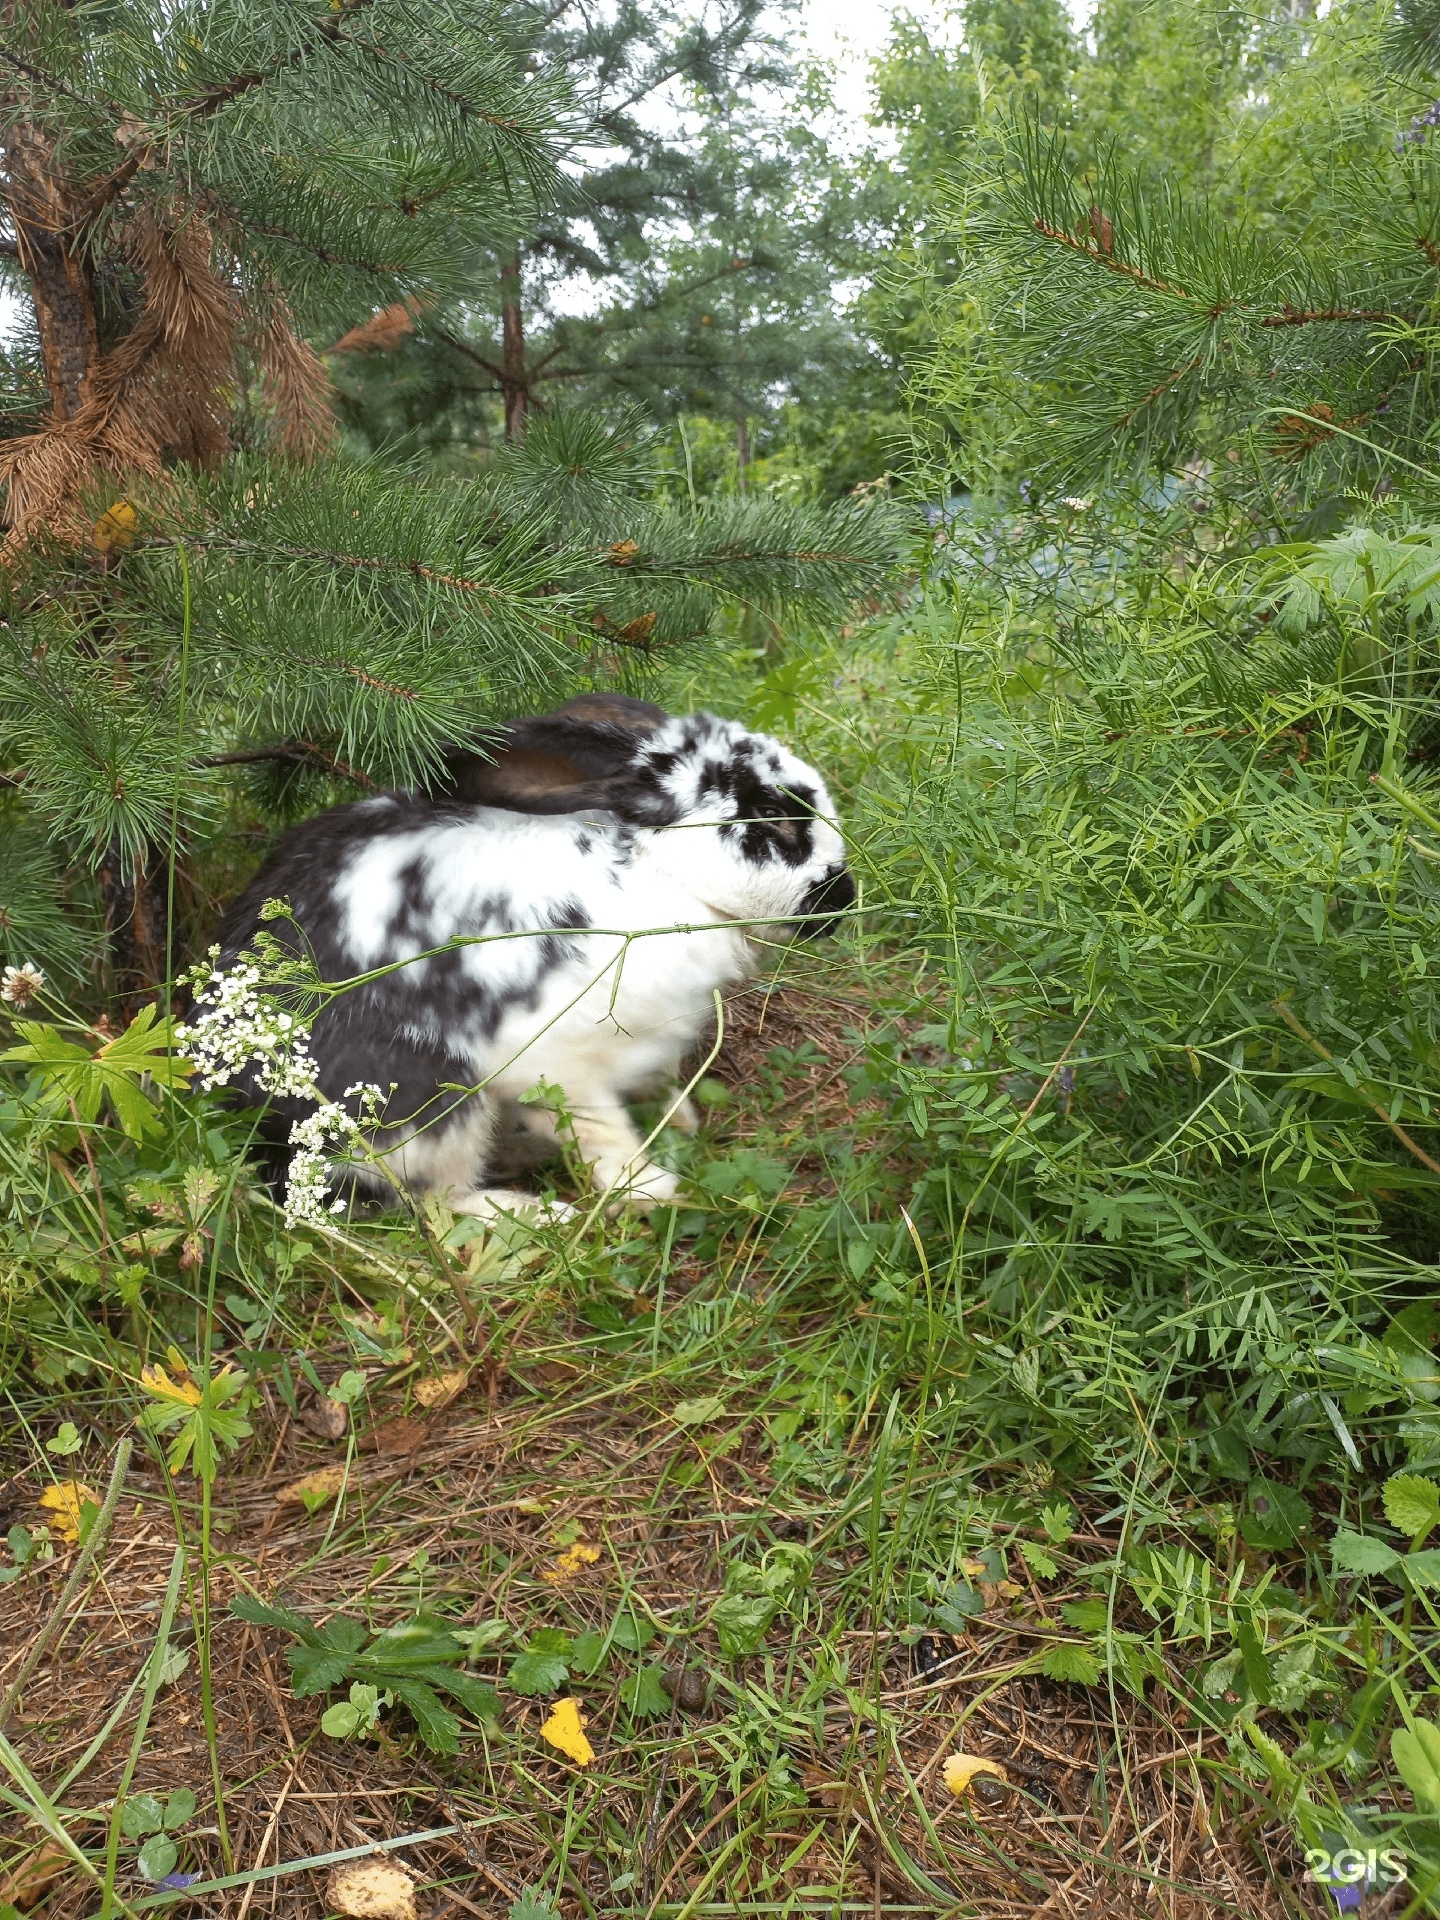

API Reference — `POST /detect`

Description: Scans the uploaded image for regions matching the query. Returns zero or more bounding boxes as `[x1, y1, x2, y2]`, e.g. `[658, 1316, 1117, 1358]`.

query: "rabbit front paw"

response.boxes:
[596, 1159, 680, 1206]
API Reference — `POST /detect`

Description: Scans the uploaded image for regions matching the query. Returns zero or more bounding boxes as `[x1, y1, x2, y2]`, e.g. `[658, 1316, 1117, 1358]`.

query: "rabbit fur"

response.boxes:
[212, 702, 854, 1220]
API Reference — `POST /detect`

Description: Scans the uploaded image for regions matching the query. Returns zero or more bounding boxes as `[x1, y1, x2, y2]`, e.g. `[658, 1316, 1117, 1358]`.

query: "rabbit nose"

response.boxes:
[796, 865, 855, 937]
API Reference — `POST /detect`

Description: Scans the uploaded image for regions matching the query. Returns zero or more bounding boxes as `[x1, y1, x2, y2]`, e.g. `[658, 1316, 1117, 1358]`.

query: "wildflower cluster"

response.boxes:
[285, 1082, 386, 1228]
[177, 949, 319, 1098]
[177, 947, 384, 1228]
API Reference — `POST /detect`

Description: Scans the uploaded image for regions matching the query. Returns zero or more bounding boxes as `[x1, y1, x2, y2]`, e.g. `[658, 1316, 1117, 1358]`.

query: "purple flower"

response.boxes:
[157, 1873, 200, 1893]
[1398, 99, 1440, 149]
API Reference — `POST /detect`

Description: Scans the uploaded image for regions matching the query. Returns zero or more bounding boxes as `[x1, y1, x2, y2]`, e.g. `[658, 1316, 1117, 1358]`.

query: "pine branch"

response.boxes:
[195, 741, 377, 786]
[77, 1, 385, 226]
[1260, 305, 1406, 328]
[1031, 216, 1187, 299]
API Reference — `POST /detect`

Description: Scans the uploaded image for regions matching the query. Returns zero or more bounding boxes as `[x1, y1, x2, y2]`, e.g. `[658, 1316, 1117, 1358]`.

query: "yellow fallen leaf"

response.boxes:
[139, 1363, 203, 1406]
[37, 1481, 100, 1546]
[275, 1464, 350, 1508]
[541, 1542, 601, 1583]
[942, 1751, 1008, 1799]
[325, 1861, 416, 1920]
[540, 1695, 594, 1765]
[93, 498, 138, 555]
[413, 1368, 469, 1408]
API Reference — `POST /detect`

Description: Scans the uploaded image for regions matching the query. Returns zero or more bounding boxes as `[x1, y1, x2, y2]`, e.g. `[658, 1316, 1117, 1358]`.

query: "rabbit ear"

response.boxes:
[434, 696, 670, 812]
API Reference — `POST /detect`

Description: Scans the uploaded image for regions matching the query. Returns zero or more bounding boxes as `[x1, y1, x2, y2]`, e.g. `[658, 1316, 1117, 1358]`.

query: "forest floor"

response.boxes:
[0, 960, 1330, 1920]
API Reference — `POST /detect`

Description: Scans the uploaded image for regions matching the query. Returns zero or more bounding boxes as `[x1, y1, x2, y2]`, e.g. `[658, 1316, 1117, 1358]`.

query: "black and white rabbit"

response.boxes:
[204, 699, 854, 1219]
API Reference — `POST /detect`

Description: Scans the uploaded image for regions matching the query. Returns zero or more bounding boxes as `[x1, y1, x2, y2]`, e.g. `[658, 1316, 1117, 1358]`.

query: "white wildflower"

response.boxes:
[1, 962, 45, 1009]
[282, 1083, 384, 1228]
[176, 961, 320, 1097]
[178, 959, 385, 1227]
[1060, 495, 1092, 513]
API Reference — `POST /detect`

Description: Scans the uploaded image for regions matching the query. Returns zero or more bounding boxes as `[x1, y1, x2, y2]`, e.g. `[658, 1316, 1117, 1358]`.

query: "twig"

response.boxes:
[0, 1437, 132, 1731]
[1271, 999, 1440, 1178]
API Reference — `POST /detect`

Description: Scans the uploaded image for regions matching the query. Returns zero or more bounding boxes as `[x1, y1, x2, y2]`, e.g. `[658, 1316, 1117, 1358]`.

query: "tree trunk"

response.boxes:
[98, 843, 168, 1006]
[500, 253, 527, 442]
[0, 113, 99, 419]
[736, 413, 750, 485]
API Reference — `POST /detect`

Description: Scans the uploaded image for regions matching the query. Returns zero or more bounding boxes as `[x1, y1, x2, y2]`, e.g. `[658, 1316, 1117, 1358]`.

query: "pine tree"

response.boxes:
[331, 0, 790, 446]
[914, 1, 1440, 508]
[341, 75, 899, 491]
[0, 3, 906, 997]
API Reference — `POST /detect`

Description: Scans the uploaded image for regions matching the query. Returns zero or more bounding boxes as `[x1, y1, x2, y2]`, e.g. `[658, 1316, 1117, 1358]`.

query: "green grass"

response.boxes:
[6, 526, 1440, 1916]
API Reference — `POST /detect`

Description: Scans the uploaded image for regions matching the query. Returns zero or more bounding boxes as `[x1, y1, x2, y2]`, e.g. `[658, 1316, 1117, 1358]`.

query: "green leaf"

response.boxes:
[45, 1422, 82, 1457]
[4, 1006, 188, 1141]
[1040, 1643, 1102, 1685]
[1018, 1539, 1058, 1580]
[711, 1592, 778, 1657]
[1384, 1473, 1440, 1545]
[507, 1640, 571, 1696]
[385, 1676, 460, 1754]
[1236, 1619, 1272, 1705]
[1386, 1302, 1440, 1354]
[136, 1835, 178, 1882]
[404, 1666, 499, 1720]
[509, 1891, 562, 1920]
[1040, 1501, 1076, 1544]
[619, 1663, 671, 1719]
[162, 1790, 196, 1831]
[454, 1619, 508, 1656]
[1394, 1718, 1440, 1811]
[319, 1616, 370, 1655]
[610, 1612, 656, 1653]
[933, 1583, 984, 1631]
[364, 1617, 461, 1667]
[672, 1395, 726, 1426]
[287, 1645, 357, 1696]
[121, 1794, 165, 1840]
[759, 1543, 811, 1598]
[1403, 1547, 1440, 1587]
[1331, 1531, 1402, 1576]
[569, 1630, 607, 1677]
[321, 1700, 365, 1739]
[229, 1592, 326, 1643]
[1240, 1477, 1310, 1550]
[1061, 1598, 1110, 1631]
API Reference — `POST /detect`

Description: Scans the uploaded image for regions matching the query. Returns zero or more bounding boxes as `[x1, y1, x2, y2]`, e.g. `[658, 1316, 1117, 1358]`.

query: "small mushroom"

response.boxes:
[661, 1666, 706, 1712]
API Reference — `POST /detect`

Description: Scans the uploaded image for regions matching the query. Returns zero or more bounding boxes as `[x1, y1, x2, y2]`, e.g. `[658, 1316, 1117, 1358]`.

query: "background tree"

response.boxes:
[859, 0, 1077, 480]
[333, 45, 902, 496]
[332, 0, 791, 448]
[0, 1, 905, 997]
[910, 0, 1440, 513]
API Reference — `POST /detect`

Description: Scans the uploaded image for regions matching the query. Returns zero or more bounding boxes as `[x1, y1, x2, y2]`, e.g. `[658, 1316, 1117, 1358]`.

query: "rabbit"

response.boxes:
[206, 700, 855, 1221]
